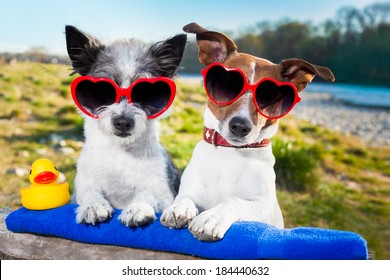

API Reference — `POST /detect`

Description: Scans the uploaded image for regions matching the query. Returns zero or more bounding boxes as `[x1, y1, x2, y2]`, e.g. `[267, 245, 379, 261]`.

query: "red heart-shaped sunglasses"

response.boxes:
[70, 76, 176, 119]
[202, 62, 301, 119]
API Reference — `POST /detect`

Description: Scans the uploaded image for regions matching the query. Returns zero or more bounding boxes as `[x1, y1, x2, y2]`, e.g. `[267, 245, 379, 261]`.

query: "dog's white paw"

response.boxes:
[119, 203, 156, 227]
[188, 210, 232, 241]
[160, 199, 198, 228]
[76, 203, 113, 225]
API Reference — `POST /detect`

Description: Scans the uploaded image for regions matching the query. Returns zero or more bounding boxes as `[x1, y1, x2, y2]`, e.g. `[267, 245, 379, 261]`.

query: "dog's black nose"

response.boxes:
[112, 116, 135, 136]
[229, 117, 252, 137]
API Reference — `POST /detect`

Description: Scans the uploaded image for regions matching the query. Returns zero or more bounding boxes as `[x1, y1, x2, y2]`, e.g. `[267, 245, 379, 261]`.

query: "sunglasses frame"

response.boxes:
[70, 76, 176, 119]
[201, 62, 301, 120]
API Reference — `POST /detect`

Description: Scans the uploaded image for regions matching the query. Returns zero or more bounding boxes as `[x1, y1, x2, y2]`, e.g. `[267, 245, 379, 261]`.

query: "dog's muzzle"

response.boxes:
[229, 116, 252, 137]
[112, 116, 135, 137]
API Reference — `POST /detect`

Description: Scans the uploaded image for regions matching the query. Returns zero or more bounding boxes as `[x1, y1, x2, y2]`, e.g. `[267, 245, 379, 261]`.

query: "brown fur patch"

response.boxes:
[207, 95, 245, 120]
[207, 53, 283, 126]
[263, 118, 278, 128]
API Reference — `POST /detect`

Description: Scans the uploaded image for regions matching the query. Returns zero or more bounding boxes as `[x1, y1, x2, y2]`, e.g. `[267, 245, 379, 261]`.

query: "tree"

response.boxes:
[179, 2, 390, 86]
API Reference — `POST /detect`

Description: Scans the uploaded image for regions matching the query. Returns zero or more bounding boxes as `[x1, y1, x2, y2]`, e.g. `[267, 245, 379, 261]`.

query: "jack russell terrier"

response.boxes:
[161, 22, 335, 241]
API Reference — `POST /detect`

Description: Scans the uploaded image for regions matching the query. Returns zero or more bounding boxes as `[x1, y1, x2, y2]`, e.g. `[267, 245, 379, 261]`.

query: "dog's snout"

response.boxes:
[229, 117, 252, 137]
[112, 116, 135, 136]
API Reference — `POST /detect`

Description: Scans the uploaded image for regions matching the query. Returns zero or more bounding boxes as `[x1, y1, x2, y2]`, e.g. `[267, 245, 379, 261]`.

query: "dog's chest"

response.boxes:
[102, 151, 166, 187]
[81, 142, 169, 205]
[186, 141, 276, 208]
[105, 156, 167, 207]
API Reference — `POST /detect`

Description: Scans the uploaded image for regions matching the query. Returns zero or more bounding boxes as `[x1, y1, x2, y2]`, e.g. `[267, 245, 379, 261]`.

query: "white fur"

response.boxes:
[161, 105, 284, 241]
[249, 62, 256, 84]
[75, 105, 174, 226]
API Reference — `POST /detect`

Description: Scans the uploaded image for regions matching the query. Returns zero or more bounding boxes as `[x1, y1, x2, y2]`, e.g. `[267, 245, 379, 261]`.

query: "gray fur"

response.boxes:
[66, 25, 187, 85]
[164, 151, 181, 195]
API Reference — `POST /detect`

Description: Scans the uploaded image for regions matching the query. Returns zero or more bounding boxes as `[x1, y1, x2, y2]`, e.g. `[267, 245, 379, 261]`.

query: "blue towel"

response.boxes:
[5, 204, 368, 260]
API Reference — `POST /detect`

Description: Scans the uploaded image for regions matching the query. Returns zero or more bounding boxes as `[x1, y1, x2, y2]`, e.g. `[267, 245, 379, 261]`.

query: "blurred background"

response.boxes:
[0, 0, 389, 259]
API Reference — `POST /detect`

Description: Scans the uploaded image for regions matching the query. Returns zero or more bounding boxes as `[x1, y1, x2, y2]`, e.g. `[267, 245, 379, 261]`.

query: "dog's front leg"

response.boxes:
[160, 159, 201, 228]
[160, 196, 199, 228]
[119, 191, 158, 227]
[76, 189, 114, 225]
[189, 197, 275, 241]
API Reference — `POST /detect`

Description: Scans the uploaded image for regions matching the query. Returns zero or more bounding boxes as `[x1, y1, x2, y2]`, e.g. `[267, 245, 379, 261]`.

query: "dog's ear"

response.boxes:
[149, 34, 187, 78]
[65, 25, 103, 75]
[183, 22, 237, 66]
[279, 58, 335, 91]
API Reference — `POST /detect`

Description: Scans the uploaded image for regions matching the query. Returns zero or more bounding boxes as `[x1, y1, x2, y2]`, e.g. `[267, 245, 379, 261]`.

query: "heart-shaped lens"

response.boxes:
[205, 64, 245, 104]
[74, 80, 117, 116]
[255, 80, 296, 118]
[131, 81, 173, 118]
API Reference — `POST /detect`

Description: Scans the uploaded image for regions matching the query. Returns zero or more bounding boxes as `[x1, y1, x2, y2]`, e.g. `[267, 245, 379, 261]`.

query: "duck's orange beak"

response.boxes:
[34, 171, 57, 184]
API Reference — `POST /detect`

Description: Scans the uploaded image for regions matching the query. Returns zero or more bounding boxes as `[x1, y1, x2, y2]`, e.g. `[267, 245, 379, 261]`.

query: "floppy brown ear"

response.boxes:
[183, 22, 237, 66]
[279, 58, 335, 92]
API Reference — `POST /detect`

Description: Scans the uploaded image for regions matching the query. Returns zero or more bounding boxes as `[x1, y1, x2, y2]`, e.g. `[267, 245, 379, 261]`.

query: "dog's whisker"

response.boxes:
[94, 106, 109, 117]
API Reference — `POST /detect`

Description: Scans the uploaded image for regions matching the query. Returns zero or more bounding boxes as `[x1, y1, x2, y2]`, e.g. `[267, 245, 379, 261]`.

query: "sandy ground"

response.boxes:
[292, 93, 390, 146]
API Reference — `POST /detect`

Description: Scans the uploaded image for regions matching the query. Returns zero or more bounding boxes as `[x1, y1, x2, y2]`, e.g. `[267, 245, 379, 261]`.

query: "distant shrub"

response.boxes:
[32, 100, 46, 108]
[9, 109, 25, 120]
[61, 76, 74, 86]
[176, 106, 203, 134]
[346, 147, 368, 157]
[273, 138, 320, 192]
[56, 105, 77, 116]
[299, 124, 320, 134]
[3, 76, 13, 83]
[59, 86, 70, 98]
[5, 95, 18, 103]
[58, 114, 83, 128]
[33, 79, 44, 86]
[180, 84, 199, 94]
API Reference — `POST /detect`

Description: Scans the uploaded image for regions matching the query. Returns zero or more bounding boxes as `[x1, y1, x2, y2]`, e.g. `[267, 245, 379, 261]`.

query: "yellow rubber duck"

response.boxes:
[20, 158, 70, 210]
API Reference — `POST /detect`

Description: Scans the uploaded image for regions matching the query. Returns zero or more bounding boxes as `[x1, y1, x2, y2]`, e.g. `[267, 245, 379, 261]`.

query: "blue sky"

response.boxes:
[0, 0, 377, 55]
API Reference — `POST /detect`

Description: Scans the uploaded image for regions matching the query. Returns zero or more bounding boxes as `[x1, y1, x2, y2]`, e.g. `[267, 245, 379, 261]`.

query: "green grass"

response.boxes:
[272, 138, 320, 192]
[0, 62, 389, 259]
